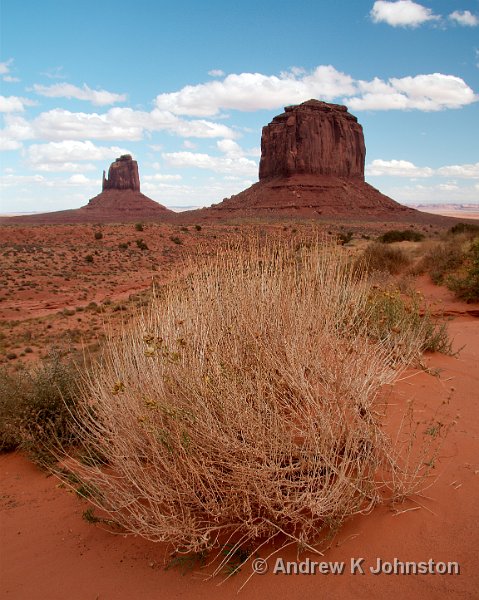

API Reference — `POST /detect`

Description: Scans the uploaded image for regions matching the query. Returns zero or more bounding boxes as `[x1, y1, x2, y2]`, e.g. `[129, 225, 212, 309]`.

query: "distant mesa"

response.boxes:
[2, 154, 172, 224]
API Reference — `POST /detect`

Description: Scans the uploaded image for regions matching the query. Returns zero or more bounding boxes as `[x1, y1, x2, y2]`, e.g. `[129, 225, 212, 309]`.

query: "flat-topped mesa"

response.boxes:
[102, 154, 141, 192]
[259, 100, 366, 181]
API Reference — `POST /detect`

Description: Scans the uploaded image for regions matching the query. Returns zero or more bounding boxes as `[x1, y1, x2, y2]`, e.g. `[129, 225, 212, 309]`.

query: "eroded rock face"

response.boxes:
[259, 100, 365, 181]
[102, 154, 141, 192]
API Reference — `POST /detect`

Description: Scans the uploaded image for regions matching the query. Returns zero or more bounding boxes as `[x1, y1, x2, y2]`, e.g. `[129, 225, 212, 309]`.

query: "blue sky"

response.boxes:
[1, 0, 478, 213]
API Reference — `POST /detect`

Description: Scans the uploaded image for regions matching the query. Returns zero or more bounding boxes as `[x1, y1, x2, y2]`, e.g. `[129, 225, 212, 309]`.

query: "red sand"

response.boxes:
[1, 309, 478, 599]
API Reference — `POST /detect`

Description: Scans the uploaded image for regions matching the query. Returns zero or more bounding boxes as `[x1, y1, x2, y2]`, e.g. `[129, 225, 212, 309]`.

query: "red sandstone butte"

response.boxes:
[195, 100, 423, 221]
[1, 155, 173, 224]
[102, 154, 141, 192]
[259, 100, 365, 181]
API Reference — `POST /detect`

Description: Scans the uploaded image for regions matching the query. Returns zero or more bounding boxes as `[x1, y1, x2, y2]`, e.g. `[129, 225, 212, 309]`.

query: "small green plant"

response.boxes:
[94, 231, 103, 240]
[135, 222, 144, 232]
[194, 225, 202, 231]
[0, 351, 80, 460]
[379, 230, 424, 243]
[448, 222, 479, 236]
[170, 236, 183, 245]
[338, 231, 353, 245]
[136, 239, 148, 251]
[166, 551, 208, 575]
[446, 238, 479, 302]
[357, 242, 410, 275]
[85, 254, 94, 263]
[118, 242, 128, 250]
[221, 544, 253, 575]
[82, 507, 102, 524]
[180, 226, 189, 232]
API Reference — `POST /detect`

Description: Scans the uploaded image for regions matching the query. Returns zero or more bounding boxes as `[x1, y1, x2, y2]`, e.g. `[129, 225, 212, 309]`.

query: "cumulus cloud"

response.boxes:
[144, 173, 182, 181]
[155, 66, 356, 116]
[162, 151, 258, 177]
[0, 115, 34, 151]
[26, 141, 131, 171]
[32, 83, 127, 106]
[449, 10, 479, 27]
[0, 60, 13, 75]
[366, 159, 479, 179]
[0, 95, 36, 113]
[153, 66, 476, 116]
[370, 1, 440, 27]
[436, 162, 479, 179]
[0, 59, 20, 83]
[366, 159, 434, 177]
[348, 73, 477, 111]
[0, 138, 22, 151]
[29, 107, 237, 141]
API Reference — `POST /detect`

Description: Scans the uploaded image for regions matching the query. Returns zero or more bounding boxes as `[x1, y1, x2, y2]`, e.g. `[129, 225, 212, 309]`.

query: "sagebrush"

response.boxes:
[64, 239, 448, 576]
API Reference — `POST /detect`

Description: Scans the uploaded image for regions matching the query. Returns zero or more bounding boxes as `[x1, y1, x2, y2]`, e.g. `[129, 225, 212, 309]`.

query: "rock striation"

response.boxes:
[102, 154, 141, 192]
[259, 100, 365, 181]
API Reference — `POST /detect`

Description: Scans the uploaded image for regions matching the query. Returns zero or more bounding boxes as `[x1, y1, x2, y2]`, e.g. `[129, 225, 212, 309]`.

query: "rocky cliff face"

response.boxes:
[103, 154, 141, 192]
[259, 100, 365, 181]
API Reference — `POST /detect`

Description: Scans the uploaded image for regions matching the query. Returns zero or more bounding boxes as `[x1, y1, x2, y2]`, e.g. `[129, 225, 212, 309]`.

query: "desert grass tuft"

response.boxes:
[63, 237, 449, 576]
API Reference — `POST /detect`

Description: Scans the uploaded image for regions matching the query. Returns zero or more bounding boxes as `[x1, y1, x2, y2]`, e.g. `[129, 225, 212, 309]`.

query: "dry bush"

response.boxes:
[64, 238, 444, 574]
[357, 242, 410, 275]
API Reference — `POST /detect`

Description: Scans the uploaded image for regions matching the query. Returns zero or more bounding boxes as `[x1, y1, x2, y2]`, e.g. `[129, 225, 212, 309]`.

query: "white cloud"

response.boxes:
[449, 10, 479, 27]
[370, 1, 440, 27]
[67, 174, 90, 184]
[0, 138, 22, 151]
[0, 95, 36, 113]
[348, 73, 477, 111]
[0, 59, 19, 83]
[30, 107, 236, 141]
[162, 151, 258, 177]
[367, 159, 479, 179]
[183, 140, 196, 149]
[0, 60, 13, 75]
[26, 141, 131, 172]
[154, 66, 476, 116]
[144, 173, 182, 181]
[436, 162, 479, 179]
[41, 66, 66, 80]
[208, 69, 225, 77]
[155, 66, 356, 116]
[33, 83, 127, 106]
[32, 162, 97, 173]
[366, 159, 434, 177]
[385, 182, 479, 204]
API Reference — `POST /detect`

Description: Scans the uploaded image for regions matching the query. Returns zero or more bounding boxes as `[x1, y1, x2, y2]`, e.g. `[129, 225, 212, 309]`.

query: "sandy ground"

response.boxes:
[1, 284, 478, 599]
[1, 222, 478, 599]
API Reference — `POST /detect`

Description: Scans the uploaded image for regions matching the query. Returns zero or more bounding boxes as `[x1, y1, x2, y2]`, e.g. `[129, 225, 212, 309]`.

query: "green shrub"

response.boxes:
[118, 242, 128, 250]
[136, 239, 148, 251]
[448, 223, 479, 236]
[446, 238, 479, 302]
[379, 230, 425, 244]
[94, 231, 103, 240]
[0, 351, 80, 461]
[85, 254, 94, 263]
[357, 242, 410, 275]
[170, 236, 183, 245]
[195, 225, 202, 231]
[135, 223, 144, 232]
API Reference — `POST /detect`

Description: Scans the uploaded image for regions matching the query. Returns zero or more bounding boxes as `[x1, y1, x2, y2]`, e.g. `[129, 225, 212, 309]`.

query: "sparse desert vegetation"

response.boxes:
[53, 238, 453, 576]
